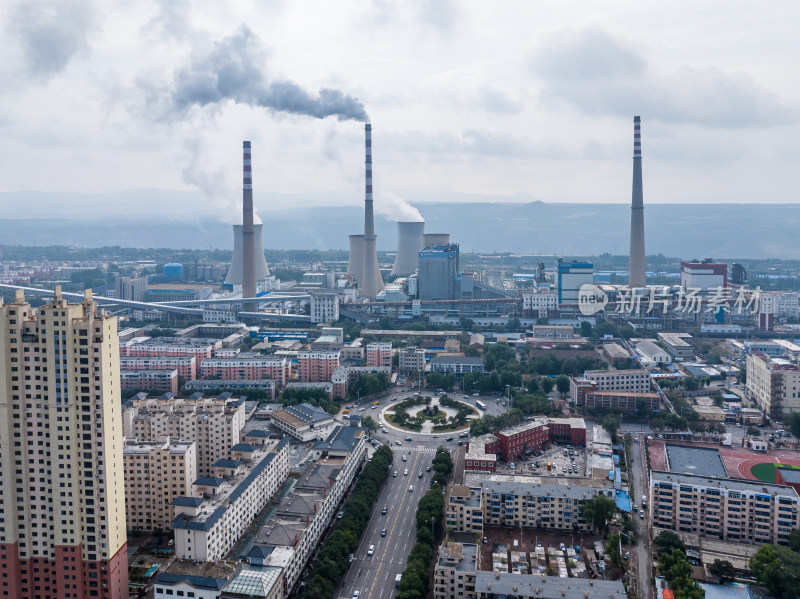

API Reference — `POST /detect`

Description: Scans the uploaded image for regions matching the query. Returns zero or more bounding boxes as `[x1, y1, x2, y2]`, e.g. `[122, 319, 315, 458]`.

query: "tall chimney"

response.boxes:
[360, 123, 384, 298]
[242, 141, 257, 311]
[628, 116, 646, 288]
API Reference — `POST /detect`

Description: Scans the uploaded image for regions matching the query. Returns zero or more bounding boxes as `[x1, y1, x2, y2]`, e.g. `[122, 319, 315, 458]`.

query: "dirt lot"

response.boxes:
[479, 525, 602, 573]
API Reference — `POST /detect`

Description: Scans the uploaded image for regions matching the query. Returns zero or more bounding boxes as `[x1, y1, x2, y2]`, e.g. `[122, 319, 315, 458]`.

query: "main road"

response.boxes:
[629, 432, 653, 599]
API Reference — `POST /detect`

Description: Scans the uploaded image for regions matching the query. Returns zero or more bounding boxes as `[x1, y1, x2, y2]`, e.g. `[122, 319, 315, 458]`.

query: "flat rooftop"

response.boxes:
[665, 444, 728, 478]
[652, 470, 800, 497]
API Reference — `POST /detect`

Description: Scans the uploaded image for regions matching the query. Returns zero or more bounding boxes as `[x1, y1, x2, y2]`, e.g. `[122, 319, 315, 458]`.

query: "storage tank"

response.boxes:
[163, 263, 184, 280]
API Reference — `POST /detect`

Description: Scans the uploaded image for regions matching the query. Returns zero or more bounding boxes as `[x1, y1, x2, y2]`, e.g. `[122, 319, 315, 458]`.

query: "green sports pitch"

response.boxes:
[750, 462, 800, 483]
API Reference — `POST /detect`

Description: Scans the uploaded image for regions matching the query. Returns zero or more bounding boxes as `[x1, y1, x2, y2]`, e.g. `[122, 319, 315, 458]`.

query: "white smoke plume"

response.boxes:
[374, 191, 424, 222]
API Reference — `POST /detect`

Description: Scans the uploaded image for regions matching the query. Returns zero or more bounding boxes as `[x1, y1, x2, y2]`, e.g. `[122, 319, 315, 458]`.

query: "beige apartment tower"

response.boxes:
[0, 288, 128, 599]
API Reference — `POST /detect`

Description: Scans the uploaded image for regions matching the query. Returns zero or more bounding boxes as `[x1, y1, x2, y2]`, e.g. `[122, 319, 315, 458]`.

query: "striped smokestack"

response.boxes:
[360, 123, 384, 298]
[628, 116, 646, 288]
[242, 141, 257, 311]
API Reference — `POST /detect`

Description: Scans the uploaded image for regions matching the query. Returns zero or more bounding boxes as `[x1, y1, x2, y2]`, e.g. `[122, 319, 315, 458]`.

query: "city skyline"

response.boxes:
[1, 1, 799, 225]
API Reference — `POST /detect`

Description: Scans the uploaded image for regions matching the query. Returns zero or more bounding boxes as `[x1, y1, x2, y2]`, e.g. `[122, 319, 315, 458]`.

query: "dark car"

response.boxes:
[446, 437, 454, 442]
[426, 465, 431, 472]
[381, 506, 387, 515]
[418, 472, 423, 478]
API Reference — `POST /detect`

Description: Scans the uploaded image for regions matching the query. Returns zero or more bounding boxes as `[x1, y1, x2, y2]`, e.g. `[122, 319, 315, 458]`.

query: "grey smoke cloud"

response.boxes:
[6, 0, 100, 81]
[161, 25, 368, 122]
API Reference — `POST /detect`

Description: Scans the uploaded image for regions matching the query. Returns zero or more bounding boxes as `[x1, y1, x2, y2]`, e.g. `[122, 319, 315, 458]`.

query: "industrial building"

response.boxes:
[555, 258, 593, 305]
[680, 258, 728, 292]
[418, 243, 460, 301]
[0, 288, 129, 597]
[309, 291, 339, 323]
[657, 332, 694, 360]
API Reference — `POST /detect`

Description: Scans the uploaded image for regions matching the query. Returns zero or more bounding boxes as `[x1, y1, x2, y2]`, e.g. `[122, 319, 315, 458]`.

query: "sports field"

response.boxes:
[750, 462, 800, 483]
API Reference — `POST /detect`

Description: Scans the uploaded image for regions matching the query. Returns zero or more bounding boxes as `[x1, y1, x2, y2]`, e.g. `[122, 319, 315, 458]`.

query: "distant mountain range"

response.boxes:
[0, 188, 797, 259]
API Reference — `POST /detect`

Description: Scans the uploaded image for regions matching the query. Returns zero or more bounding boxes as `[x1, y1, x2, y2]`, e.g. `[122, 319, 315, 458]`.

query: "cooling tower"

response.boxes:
[423, 233, 450, 247]
[346, 234, 365, 285]
[628, 116, 646, 288]
[392, 221, 425, 275]
[224, 224, 270, 286]
[359, 123, 384, 298]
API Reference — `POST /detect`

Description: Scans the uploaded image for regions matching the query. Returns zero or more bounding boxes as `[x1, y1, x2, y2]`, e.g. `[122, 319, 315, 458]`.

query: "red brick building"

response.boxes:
[467, 417, 588, 464]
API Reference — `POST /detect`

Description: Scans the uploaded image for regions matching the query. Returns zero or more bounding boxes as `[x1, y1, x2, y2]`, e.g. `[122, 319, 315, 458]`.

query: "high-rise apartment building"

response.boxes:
[0, 288, 128, 599]
[365, 342, 392, 368]
[298, 351, 340, 383]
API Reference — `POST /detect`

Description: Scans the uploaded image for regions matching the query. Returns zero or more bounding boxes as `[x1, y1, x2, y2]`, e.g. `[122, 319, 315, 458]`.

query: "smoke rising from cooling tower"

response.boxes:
[375, 191, 423, 222]
[154, 25, 368, 122]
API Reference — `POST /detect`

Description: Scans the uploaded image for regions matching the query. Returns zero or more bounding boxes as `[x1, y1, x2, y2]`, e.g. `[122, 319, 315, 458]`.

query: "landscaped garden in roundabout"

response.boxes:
[384, 395, 478, 433]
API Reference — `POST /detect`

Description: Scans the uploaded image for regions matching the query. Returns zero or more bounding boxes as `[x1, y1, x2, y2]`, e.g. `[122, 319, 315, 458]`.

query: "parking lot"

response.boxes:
[494, 442, 588, 478]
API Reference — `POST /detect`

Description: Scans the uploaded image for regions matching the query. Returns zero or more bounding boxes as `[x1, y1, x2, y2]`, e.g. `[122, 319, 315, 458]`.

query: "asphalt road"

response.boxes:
[340, 447, 434, 599]
[630, 433, 653, 599]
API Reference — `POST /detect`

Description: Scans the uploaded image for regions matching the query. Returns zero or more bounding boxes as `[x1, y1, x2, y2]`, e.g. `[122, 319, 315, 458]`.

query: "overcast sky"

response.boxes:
[1, 0, 798, 222]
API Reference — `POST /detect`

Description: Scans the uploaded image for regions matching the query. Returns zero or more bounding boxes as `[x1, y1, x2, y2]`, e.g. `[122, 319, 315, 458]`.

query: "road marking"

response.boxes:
[365, 450, 423, 599]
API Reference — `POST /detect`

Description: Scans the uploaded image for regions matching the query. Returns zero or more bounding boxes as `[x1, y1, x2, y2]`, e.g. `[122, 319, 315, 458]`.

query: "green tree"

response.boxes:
[580, 320, 593, 337]
[556, 374, 570, 397]
[541, 378, 554, 394]
[581, 494, 617, 535]
[708, 559, 736, 583]
[750, 545, 783, 596]
[654, 531, 685, 555]
[788, 529, 800, 552]
[746, 426, 761, 437]
[788, 412, 800, 445]
[361, 416, 378, 436]
[601, 413, 621, 442]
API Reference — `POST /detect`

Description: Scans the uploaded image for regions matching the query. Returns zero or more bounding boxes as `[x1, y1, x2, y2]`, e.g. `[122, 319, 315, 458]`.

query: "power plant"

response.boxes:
[391, 221, 425, 276]
[628, 116, 646, 288]
[224, 224, 270, 287]
[350, 124, 384, 298]
[423, 233, 450, 247]
[241, 141, 257, 310]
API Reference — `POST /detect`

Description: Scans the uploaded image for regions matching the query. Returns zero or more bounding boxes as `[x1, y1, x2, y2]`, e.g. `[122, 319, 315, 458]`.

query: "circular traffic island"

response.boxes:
[382, 395, 478, 434]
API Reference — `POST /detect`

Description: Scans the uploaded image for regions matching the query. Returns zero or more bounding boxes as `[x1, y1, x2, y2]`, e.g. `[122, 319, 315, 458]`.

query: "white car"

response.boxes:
[409, 485, 414, 492]
[367, 545, 375, 556]
[393, 471, 397, 477]
[353, 592, 360, 599]
[404, 468, 408, 476]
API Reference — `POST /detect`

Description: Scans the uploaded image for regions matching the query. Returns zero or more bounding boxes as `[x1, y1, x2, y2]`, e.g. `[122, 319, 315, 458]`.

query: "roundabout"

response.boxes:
[378, 394, 479, 436]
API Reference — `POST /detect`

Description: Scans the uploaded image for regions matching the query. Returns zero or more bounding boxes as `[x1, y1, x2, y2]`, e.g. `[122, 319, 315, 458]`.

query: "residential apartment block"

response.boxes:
[298, 351, 340, 383]
[270, 403, 336, 442]
[445, 487, 483, 534]
[120, 355, 197, 380]
[398, 347, 426, 373]
[331, 365, 391, 399]
[474, 571, 625, 599]
[585, 389, 661, 413]
[581, 368, 651, 394]
[123, 438, 197, 531]
[122, 392, 247, 476]
[120, 336, 220, 363]
[120, 368, 178, 394]
[172, 437, 291, 561]
[650, 470, 800, 545]
[251, 426, 367, 594]
[466, 418, 586, 464]
[0, 288, 129, 598]
[365, 342, 392, 368]
[200, 357, 289, 389]
[746, 351, 800, 420]
[433, 542, 478, 599]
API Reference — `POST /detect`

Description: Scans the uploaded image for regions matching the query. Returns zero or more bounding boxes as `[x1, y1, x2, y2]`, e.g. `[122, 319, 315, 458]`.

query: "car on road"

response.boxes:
[395, 440, 402, 446]
[381, 428, 388, 433]
[405, 436, 413, 441]
[353, 591, 360, 599]
[348, 554, 354, 563]
[418, 472, 423, 478]
[639, 511, 645, 519]
[381, 529, 387, 537]
[433, 434, 439, 438]
[382, 506, 387, 515]
[457, 441, 463, 446]
[408, 485, 414, 492]
[459, 432, 468, 438]
[402, 455, 406, 461]
[338, 511, 344, 519]
[446, 437, 454, 442]
[426, 466, 431, 472]
[404, 468, 408, 476]
[393, 471, 397, 477]
[368, 545, 375, 556]
[359, 407, 365, 411]
[562, 466, 567, 472]
[633, 504, 638, 512]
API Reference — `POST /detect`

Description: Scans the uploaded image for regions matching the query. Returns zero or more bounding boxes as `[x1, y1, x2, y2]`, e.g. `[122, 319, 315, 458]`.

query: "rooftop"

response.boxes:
[474, 571, 625, 599]
[312, 425, 365, 453]
[665, 445, 728, 478]
[437, 542, 478, 573]
[221, 564, 282, 597]
[430, 356, 485, 365]
[481, 479, 605, 501]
